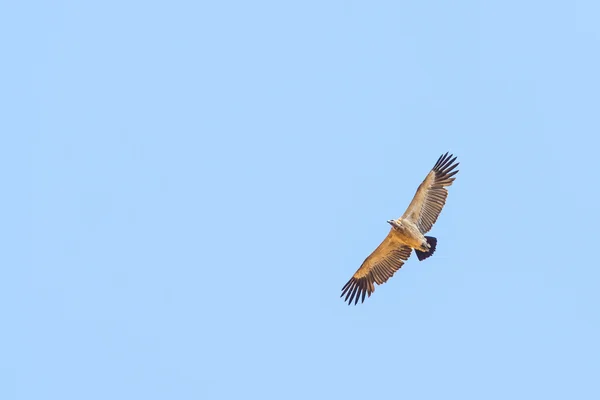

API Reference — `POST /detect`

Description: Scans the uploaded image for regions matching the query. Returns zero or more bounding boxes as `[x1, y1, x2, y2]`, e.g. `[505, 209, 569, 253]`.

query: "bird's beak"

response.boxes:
[387, 220, 394, 225]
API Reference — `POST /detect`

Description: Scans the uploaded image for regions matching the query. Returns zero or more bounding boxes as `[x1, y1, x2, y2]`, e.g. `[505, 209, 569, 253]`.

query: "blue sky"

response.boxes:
[7, 1, 600, 399]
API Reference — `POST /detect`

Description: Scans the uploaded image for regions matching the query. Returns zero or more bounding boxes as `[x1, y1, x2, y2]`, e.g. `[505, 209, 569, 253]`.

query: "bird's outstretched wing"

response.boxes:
[341, 231, 412, 305]
[401, 152, 459, 234]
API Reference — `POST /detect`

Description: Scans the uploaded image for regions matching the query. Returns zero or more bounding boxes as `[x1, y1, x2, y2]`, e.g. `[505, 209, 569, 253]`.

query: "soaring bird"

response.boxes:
[341, 152, 459, 305]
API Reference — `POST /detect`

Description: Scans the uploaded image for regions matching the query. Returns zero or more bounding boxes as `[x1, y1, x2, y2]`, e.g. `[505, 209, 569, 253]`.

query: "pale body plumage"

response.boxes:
[341, 152, 459, 305]
[387, 219, 429, 252]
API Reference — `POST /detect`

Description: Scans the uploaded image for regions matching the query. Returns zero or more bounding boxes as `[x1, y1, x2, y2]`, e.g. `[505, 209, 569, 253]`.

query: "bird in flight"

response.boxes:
[341, 152, 459, 305]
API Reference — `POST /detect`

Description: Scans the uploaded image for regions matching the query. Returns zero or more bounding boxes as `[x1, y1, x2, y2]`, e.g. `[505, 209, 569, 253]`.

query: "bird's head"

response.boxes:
[387, 219, 402, 229]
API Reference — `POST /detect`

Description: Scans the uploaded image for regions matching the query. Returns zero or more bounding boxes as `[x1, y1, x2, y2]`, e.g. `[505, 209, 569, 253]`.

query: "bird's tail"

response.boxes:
[415, 236, 437, 261]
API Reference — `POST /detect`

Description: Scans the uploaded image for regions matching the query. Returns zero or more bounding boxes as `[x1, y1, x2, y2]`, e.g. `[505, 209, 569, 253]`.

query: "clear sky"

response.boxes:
[7, 1, 600, 399]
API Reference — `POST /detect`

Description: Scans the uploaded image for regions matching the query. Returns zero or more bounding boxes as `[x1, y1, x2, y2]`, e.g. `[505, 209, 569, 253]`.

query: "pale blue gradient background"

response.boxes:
[7, 1, 600, 399]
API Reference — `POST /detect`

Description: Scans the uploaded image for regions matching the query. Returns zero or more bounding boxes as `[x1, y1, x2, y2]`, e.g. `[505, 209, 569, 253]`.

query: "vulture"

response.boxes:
[341, 152, 459, 305]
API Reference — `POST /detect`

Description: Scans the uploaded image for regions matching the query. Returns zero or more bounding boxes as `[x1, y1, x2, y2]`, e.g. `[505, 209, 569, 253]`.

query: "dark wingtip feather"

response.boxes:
[433, 153, 459, 178]
[433, 152, 449, 169]
[340, 277, 369, 305]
